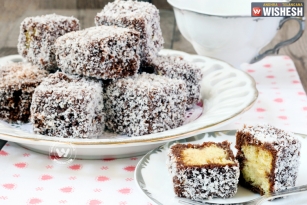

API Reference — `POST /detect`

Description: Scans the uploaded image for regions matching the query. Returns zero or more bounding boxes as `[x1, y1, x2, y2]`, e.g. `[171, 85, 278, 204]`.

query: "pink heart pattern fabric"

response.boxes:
[221, 56, 307, 134]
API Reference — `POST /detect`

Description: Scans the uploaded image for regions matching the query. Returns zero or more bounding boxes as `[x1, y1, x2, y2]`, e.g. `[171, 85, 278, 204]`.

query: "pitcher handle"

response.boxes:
[250, 17, 305, 64]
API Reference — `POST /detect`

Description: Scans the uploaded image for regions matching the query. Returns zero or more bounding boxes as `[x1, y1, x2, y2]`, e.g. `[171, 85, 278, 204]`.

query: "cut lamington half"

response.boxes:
[168, 141, 240, 200]
[236, 124, 301, 195]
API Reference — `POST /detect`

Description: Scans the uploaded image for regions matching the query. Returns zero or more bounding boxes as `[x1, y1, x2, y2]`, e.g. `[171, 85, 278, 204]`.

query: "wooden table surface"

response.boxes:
[0, 0, 307, 92]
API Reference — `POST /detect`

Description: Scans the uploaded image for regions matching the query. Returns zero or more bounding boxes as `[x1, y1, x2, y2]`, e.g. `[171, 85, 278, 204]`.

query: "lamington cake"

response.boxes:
[142, 55, 203, 109]
[55, 26, 140, 80]
[168, 141, 240, 200]
[31, 72, 104, 139]
[18, 14, 80, 71]
[104, 73, 187, 137]
[95, 0, 164, 65]
[236, 124, 301, 195]
[0, 62, 48, 122]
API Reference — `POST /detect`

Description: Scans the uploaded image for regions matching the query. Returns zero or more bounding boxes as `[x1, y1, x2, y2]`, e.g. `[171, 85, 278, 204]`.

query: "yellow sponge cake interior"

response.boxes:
[241, 145, 273, 194]
[182, 144, 236, 165]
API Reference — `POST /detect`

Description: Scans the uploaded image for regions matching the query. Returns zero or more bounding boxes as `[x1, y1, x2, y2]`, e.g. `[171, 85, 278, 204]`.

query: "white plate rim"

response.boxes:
[0, 49, 258, 146]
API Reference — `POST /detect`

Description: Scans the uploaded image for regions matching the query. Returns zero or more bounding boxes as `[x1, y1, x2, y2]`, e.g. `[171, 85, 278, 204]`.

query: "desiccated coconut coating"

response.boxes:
[168, 141, 240, 200]
[104, 73, 187, 137]
[95, 0, 164, 65]
[0, 62, 48, 123]
[55, 26, 140, 80]
[18, 14, 80, 71]
[31, 72, 104, 139]
[236, 124, 301, 195]
[143, 55, 202, 109]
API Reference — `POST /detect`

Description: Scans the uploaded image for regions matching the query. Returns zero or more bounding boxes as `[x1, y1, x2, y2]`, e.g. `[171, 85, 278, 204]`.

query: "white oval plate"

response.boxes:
[0, 49, 257, 159]
[134, 130, 307, 205]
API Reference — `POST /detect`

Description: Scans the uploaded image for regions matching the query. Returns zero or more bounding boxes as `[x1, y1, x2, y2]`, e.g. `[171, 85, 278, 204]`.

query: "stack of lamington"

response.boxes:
[1, 0, 203, 139]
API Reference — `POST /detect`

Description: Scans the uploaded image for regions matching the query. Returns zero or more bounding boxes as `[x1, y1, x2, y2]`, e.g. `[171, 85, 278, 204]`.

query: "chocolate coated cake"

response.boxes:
[142, 55, 202, 109]
[104, 73, 187, 137]
[95, 0, 164, 65]
[55, 26, 140, 80]
[0, 62, 48, 122]
[18, 14, 80, 71]
[31, 72, 104, 139]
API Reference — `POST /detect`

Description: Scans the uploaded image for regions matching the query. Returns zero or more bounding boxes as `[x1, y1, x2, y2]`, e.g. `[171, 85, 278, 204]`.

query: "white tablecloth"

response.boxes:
[0, 56, 306, 205]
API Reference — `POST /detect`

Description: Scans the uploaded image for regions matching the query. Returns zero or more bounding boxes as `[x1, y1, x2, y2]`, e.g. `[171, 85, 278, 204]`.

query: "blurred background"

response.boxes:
[0, 0, 306, 91]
